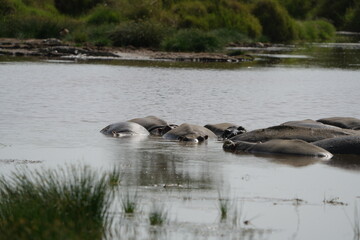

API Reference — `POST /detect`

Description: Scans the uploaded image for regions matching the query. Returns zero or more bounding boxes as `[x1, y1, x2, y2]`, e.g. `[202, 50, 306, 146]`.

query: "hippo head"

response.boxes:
[221, 126, 247, 139]
[147, 124, 178, 136]
[178, 135, 208, 143]
[223, 140, 236, 151]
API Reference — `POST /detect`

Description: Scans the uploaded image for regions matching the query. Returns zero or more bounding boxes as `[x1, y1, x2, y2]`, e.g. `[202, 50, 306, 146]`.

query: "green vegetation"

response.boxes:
[0, 166, 116, 240]
[1, 0, 359, 51]
[149, 203, 168, 226]
[121, 190, 139, 214]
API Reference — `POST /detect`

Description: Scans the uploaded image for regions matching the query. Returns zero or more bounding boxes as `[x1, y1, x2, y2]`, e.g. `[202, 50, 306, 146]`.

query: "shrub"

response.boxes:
[297, 20, 336, 41]
[0, 166, 115, 240]
[278, 0, 317, 19]
[0, 0, 16, 15]
[162, 28, 221, 52]
[252, 0, 298, 42]
[54, 0, 103, 16]
[86, 6, 122, 25]
[0, 15, 70, 39]
[110, 20, 165, 48]
[343, 2, 360, 31]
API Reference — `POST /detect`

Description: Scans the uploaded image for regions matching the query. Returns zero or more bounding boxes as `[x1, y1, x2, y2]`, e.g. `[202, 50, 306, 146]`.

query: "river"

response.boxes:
[0, 40, 360, 239]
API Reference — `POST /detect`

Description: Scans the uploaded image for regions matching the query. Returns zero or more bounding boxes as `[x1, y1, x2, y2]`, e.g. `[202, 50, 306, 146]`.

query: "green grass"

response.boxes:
[121, 190, 138, 214]
[149, 203, 168, 226]
[0, 166, 118, 240]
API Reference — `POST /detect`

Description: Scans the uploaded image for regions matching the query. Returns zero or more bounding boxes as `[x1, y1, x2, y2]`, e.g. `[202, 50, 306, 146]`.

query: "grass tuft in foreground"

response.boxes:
[149, 203, 168, 226]
[121, 189, 139, 214]
[0, 166, 118, 240]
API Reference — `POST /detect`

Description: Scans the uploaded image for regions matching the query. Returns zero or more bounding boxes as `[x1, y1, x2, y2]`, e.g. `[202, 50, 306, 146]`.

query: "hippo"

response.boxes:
[163, 123, 217, 143]
[317, 117, 360, 130]
[229, 125, 359, 143]
[128, 116, 176, 136]
[100, 122, 149, 137]
[204, 123, 246, 139]
[223, 139, 333, 159]
[281, 119, 341, 129]
[313, 135, 360, 155]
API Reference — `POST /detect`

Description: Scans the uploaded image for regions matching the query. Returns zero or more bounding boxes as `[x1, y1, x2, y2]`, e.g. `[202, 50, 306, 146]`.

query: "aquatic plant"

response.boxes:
[121, 189, 139, 214]
[0, 166, 116, 240]
[218, 196, 230, 221]
[149, 203, 168, 226]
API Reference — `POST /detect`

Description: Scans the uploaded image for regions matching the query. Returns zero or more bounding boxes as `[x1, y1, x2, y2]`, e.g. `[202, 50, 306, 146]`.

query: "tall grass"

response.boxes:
[0, 166, 117, 240]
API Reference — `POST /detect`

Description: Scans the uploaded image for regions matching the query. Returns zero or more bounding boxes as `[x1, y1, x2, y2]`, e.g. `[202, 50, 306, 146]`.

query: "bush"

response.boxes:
[343, 2, 360, 31]
[297, 20, 336, 41]
[162, 28, 221, 52]
[54, 0, 103, 16]
[278, 0, 317, 19]
[0, 15, 70, 39]
[86, 6, 122, 25]
[0, 0, 16, 15]
[0, 166, 115, 240]
[252, 0, 298, 42]
[110, 20, 165, 48]
[314, 0, 357, 28]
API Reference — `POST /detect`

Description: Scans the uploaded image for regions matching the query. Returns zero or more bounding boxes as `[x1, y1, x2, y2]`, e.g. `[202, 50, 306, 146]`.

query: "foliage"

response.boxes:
[0, 0, 357, 49]
[252, 0, 298, 42]
[149, 203, 167, 226]
[297, 20, 336, 41]
[86, 5, 122, 25]
[313, 0, 357, 28]
[343, 2, 360, 31]
[162, 28, 221, 52]
[0, 166, 116, 240]
[110, 20, 166, 48]
[54, 0, 103, 16]
[0, 15, 72, 39]
[278, 0, 317, 19]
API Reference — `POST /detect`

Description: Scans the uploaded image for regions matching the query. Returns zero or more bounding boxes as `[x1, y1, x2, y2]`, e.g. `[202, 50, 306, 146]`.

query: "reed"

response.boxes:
[149, 203, 168, 226]
[0, 166, 116, 240]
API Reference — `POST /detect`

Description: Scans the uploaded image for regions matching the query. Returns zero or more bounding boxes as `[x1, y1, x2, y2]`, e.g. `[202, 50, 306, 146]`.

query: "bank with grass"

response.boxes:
[1, 0, 359, 52]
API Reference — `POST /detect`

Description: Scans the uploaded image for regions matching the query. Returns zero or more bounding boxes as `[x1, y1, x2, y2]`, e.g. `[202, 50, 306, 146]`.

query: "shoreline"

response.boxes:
[0, 38, 254, 63]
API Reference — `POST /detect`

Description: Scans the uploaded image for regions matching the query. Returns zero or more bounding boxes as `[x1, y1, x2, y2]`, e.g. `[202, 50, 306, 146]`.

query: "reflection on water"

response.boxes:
[0, 42, 360, 240]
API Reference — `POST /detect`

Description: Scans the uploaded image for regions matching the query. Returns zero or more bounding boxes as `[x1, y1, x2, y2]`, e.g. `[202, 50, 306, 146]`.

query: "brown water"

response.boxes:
[1, 42, 360, 239]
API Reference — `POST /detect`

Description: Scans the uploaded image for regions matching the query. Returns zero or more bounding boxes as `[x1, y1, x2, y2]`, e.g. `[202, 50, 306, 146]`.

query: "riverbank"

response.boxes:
[0, 38, 254, 63]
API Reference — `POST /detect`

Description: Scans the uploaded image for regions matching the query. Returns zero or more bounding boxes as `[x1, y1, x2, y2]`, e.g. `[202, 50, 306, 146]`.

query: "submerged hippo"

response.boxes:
[229, 125, 359, 143]
[313, 135, 360, 155]
[163, 123, 217, 143]
[281, 119, 341, 129]
[223, 139, 333, 159]
[128, 116, 176, 136]
[100, 122, 149, 137]
[204, 123, 246, 139]
[317, 117, 360, 130]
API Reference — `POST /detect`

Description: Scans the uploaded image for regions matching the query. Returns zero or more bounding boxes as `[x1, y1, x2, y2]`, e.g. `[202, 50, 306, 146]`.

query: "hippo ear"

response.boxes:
[237, 126, 247, 133]
[204, 135, 208, 140]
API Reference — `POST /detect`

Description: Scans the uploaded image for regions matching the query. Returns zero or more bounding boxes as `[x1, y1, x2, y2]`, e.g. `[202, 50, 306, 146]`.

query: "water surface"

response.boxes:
[0, 43, 360, 239]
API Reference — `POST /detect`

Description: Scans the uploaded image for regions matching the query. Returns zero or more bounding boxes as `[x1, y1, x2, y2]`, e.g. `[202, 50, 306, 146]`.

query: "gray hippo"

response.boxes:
[204, 123, 246, 139]
[229, 125, 359, 143]
[313, 135, 360, 155]
[281, 119, 341, 129]
[128, 116, 176, 136]
[100, 122, 149, 137]
[317, 117, 360, 130]
[223, 139, 333, 159]
[163, 123, 217, 142]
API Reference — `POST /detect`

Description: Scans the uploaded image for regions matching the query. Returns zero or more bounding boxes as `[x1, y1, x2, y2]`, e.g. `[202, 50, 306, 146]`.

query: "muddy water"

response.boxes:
[0, 43, 360, 239]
